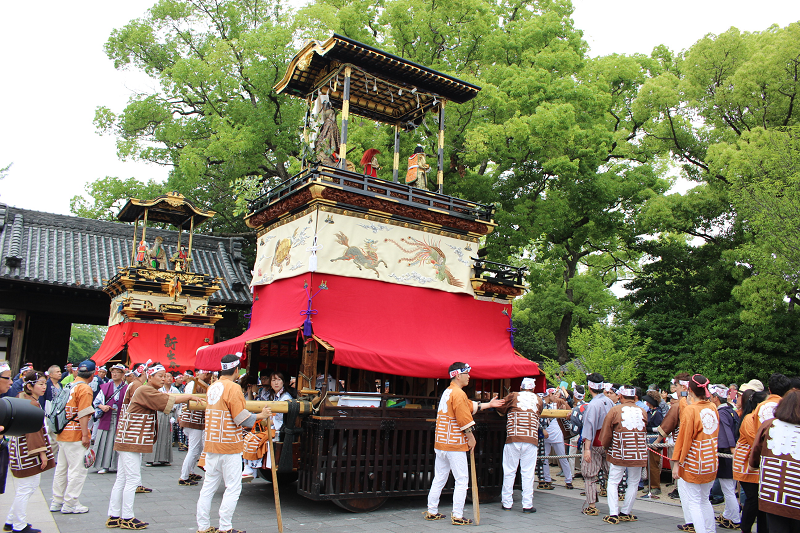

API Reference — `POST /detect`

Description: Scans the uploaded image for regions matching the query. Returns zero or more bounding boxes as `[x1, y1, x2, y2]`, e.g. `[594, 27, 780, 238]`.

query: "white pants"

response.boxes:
[719, 478, 741, 522]
[678, 478, 715, 533]
[51, 440, 88, 509]
[501, 442, 537, 509]
[6, 474, 40, 529]
[107, 451, 141, 519]
[607, 464, 641, 516]
[543, 441, 572, 482]
[427, 449, 468, 519]
[180, 428, 204, 480]
[196, 453, 243, 531]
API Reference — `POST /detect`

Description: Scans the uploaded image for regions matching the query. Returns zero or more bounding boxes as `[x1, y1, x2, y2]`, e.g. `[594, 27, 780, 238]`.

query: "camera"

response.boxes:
[0, 397, 47, 436]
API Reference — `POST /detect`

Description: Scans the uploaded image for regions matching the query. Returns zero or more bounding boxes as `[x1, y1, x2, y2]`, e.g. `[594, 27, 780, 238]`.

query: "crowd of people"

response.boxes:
[0, 357, 289, 533]
[426, 363, 800, 532]
[2, 357, 800, 533]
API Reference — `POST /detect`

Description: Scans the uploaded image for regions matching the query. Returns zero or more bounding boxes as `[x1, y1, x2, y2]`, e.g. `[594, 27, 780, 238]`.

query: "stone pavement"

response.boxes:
[9, 449, 725, 533]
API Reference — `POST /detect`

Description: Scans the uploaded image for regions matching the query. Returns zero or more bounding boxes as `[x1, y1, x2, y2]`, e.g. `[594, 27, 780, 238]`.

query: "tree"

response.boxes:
[68, 324, 108, 364]
[540, 323, 648, 387]
[710, 126, 800, 314]
[71, 176, 169, 221]
[82, 0, 307, 233]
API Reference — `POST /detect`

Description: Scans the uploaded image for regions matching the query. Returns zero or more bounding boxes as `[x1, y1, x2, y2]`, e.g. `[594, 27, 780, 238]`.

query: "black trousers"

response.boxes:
[741, 481, 768, 533]
[767, 512, 800, 533]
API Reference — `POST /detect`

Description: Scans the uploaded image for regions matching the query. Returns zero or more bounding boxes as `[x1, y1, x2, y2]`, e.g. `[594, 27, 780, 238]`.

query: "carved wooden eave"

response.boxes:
[117, 192, 216, 229]
[275, 34, 480, 125]
[104, 267, 223, 299]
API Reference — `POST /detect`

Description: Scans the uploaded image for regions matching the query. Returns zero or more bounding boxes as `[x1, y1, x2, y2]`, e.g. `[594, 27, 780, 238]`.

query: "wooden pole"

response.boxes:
[470, 447, 480, 525]
[187, 216, 194, 273]
[302, 97, 311, 170]
[339, 66, 352, 170]
[130, 216, 139, 266]
[267, 415, 284, 533]
[437, 100, 446, 194]
[179, 397, 313, 414]
[141, 208, 149, 244]
[392, 123, 400, 183]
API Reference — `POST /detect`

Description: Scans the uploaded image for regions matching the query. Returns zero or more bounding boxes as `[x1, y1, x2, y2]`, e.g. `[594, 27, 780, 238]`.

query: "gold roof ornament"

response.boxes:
[117, 192, 216, 230]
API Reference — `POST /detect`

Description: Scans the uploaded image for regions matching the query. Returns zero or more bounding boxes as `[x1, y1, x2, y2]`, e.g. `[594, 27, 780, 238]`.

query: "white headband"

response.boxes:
[521, 378, 536, 389]
[220, 353, 243, 371]
[111, 364, 126, 371]
[146, 364, 166, 377]
[603, 383, 613, 392]
[573, 390, 585, 400]
[449, 364, 471, 379]
[673, 379, 689, 387]
[0, 363, 10, 374]
[710, 385, 729, 398]
[618, 386, 635, 397]
[587, 379, 604, 391]
[133, 359, 153, 377]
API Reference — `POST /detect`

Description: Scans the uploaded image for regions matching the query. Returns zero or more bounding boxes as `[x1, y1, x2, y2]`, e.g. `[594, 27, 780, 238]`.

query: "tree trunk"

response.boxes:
[555, 250, 579, 364]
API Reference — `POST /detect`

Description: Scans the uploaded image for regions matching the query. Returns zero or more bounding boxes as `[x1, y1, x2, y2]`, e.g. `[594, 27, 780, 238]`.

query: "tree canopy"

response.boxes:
[74, 0, 800, 387]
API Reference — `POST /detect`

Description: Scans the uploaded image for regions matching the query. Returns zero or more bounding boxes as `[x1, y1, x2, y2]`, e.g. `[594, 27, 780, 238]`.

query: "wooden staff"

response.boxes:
[470, 447, 480, 525]
[541, 408, 571, 418]
[267, 415, 284, 533]
[170, 395, 313, 415]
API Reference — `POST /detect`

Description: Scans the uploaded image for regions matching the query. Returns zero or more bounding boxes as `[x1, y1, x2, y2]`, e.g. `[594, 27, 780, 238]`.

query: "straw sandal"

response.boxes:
[105, 517, 121, 529]
[619, 513, 638, 522]
[422, 512, 446, 521]
[451, 516, 473, 526]
[676, 524, 695, 532]
[582, 506, 599, 516]
[603, 515, 621, 525]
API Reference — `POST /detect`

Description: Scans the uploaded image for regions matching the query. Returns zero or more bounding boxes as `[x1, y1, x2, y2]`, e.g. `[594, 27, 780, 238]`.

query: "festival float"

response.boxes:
[195, 34, 543, 512]
[91, 192, 224, 370]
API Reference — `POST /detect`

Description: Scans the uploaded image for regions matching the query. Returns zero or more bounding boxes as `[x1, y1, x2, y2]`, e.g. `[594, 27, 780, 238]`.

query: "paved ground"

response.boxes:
[2, 449, 729, 533]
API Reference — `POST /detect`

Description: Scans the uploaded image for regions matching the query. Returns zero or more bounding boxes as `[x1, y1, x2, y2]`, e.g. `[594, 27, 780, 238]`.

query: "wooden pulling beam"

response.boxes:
[541, 409, 571, 418]
[169, 395, 313, 414]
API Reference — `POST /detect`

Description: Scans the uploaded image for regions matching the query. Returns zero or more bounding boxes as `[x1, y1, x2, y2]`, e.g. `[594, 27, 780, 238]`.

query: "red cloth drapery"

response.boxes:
[196, 274, 540, 379]
[91, 322, 214, 372]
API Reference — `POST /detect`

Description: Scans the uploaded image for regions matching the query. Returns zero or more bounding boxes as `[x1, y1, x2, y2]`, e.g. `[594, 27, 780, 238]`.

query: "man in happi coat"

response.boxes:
[49, 360, 95, 515]
[106, 363, 202, 530]
[496, 377, 542, 512]
[580, 372, 615, 516]
[179, 369, 212, 486]
[92, 364, 128, 474]
[599, 385, 648, 524]
[424, 362, 504, 526]
[652, 371, 691, 499]
[196, 355, 272, 533]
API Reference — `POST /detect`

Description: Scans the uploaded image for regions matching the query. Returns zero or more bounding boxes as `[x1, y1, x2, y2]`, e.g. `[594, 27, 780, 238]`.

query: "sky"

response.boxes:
[1, 1, 800, 216]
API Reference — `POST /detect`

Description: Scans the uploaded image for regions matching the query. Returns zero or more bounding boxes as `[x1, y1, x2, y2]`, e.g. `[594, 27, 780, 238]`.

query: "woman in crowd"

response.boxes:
[734, 389, 768, 533]
[672, 374, 719, 533]
[5, 370, 55, 533]
[749, 389, 800, 532]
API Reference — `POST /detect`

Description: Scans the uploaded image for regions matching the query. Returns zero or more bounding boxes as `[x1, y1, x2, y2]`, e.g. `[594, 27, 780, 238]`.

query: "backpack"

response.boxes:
[46, 382, 83, 434]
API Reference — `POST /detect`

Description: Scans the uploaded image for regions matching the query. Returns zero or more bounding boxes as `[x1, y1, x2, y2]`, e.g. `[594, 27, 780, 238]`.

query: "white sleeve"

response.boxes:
[93, 389, 106, 408]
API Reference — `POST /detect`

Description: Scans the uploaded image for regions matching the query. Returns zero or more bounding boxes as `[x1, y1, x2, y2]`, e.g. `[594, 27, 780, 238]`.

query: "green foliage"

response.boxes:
[540, 323, 648, 387]
[70, 176, 168, 221]
[68, 324, 108, 364]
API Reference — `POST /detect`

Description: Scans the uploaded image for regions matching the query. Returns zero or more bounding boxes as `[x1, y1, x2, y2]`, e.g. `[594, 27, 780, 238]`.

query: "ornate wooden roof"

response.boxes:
[275, 34, 481, 125]
[116, 192, 216, 229]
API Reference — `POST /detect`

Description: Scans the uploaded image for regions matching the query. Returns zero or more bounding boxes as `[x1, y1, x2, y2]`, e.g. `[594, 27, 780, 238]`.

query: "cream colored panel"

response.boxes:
[315, 210, 476, 295]
[251, 209, 317, 287]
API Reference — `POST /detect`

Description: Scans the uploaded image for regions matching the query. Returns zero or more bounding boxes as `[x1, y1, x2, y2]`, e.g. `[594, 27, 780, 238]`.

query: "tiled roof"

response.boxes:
[0, 204, 252, 307]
